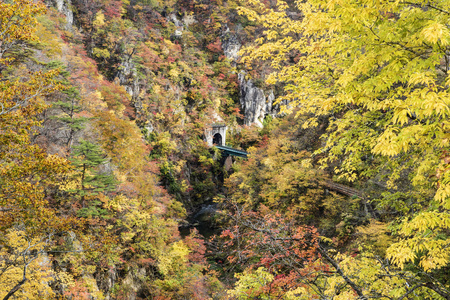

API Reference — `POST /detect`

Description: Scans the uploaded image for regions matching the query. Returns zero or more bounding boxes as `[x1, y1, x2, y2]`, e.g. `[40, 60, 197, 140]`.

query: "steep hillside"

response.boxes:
[3, 0, 450, 299]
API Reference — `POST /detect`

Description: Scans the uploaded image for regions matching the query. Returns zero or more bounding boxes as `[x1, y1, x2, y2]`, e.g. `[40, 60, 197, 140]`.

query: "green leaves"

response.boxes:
[70, 140, 115, 189]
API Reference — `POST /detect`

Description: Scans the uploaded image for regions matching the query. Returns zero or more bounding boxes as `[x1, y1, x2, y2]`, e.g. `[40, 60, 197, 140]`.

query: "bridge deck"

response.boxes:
[215, 145, 248, 158]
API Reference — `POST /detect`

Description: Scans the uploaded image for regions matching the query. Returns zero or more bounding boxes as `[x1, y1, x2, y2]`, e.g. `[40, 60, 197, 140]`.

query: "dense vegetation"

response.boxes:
[1, 0, 450, 299]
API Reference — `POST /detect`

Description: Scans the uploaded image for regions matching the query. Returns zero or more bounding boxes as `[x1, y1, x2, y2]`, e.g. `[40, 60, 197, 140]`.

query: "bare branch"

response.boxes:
[398, 283, 426, 300]
[316, 245, 368, 300]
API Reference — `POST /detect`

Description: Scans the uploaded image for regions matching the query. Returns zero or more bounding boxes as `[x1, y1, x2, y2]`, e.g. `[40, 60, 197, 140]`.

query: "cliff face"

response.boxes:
[221, 24, 241, 63]
[238, 73, 276, 127]
[47, 0, 73, 28]
[221, 26, 278, 127]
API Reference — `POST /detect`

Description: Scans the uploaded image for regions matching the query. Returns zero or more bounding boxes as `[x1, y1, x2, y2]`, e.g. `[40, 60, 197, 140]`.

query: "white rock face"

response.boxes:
[238, 73, 274, 128]
[168, 13, 197, 38]
[221, 26, 241, 61]
[122, 268, 147, 300]
[169, 13, 184, 37]
[221, 25, 278, 127]
[51, 0, 74, 29]
[183, 14, 196, 27]
[117, 58, 140, 99]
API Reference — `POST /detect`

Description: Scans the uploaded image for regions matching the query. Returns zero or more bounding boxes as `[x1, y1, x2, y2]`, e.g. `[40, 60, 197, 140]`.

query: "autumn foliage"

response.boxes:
[3, 0, 450, 298]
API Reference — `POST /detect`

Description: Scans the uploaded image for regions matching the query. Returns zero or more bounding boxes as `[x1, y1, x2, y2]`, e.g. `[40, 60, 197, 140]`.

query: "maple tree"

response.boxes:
[220, 208, 323, 297]
[221, 206, 450, 299]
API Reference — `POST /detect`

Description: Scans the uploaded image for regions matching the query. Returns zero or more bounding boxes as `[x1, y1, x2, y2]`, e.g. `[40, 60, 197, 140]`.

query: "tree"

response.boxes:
[0, 1, 83, 297]
[46, 61, 90, 149]
[223, 114, 354, 234]
[0, 0, 46, 70]
[51, 88, 88, 148]
[219, 206, 325, 298]
[0, 229, 59, 300]
[237, 0, 450, 282]
[221, 206, 450, 299]
[70, 140, 116, 217]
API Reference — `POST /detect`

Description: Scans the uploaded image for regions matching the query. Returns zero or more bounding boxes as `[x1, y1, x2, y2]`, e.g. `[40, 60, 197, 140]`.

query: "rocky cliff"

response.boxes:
[222, 27, 278, 127]
[238, 73, 275, 127]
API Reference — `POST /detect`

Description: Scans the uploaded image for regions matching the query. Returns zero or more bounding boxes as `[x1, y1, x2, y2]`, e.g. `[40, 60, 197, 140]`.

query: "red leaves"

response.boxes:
[184, 229, 208, 266]
[220, 229, 235, 239]
[219, 208, 324, 294]
[103, 1, 122, 19]
[206, 38, 223, 53]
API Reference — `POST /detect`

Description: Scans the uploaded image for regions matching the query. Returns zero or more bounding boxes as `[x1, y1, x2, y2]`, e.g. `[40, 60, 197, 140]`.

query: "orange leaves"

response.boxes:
[206, 38, 223, 53]
[220, 229, 235, 239]
[220, 208, 323, 297]
[0, 69, 62, 118]
[99, 79, 131, 116]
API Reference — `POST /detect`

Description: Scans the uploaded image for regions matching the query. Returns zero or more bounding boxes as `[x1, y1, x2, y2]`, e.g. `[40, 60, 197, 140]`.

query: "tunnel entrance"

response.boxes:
[213, 133, 222, 146]
[205, 124, 227, 147]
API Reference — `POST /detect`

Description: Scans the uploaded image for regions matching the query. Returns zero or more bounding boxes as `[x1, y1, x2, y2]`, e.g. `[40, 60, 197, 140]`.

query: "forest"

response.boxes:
[1, 0, 450, 299]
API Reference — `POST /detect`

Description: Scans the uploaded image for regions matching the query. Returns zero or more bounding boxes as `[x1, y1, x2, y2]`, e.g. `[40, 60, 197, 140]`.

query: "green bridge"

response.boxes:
[215, 145, 248, 158]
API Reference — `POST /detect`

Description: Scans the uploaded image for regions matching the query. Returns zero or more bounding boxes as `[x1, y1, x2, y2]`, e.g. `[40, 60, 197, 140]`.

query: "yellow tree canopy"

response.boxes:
[238, 0, 450, 274]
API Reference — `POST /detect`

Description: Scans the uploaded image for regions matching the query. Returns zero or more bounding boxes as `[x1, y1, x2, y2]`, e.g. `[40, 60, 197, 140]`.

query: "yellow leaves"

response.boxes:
[92, 47, 111, 59]
[0, 230, 55, 300]
[421, 21, 450, 45]
[408, 71, 436, 87]
[237, 0, 450, 291]
[153, 84, 161, 94]
[420, 255, 447, 271]
[0, 69, 61, 117]
[284, 287, 309, 300]
[411, 156, 437, 187]
[372, 128, 401, 156]
[227, 267, 274, 299]
[90, 90, 107, 109]
[237, 7, 260, 22]
[0, 0, 46, 64]
[321, 251, 417, 299]
[105, 194, 129, 212]
[157, 241, 190, 276]
[386, 211, 450, 271]
[401, 212, 450, 235]
[264, 29, 279, 41]
[168, 68, 180, 80]
[355, 220, 392, 256]
[427, 92, 450, 117]
[387, 237, 450, 271]
[336, 71, 356, 88]
[435, 183, 450, 207]
[300, 158, 312, 169]
[199, 155, 214, 165]
[57, 172, 79, 192]
[55, 271, 76, 289]
[324, 275, 352, 299]
[35, 20, 62, 56]
[391, 106, 410, 126]
[93, 11, 106, 27]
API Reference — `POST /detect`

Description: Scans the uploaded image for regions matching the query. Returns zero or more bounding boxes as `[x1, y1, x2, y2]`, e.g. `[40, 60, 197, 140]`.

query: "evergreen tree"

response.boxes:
[51, 87, 89, 147]
[70, 140, 116, 218]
